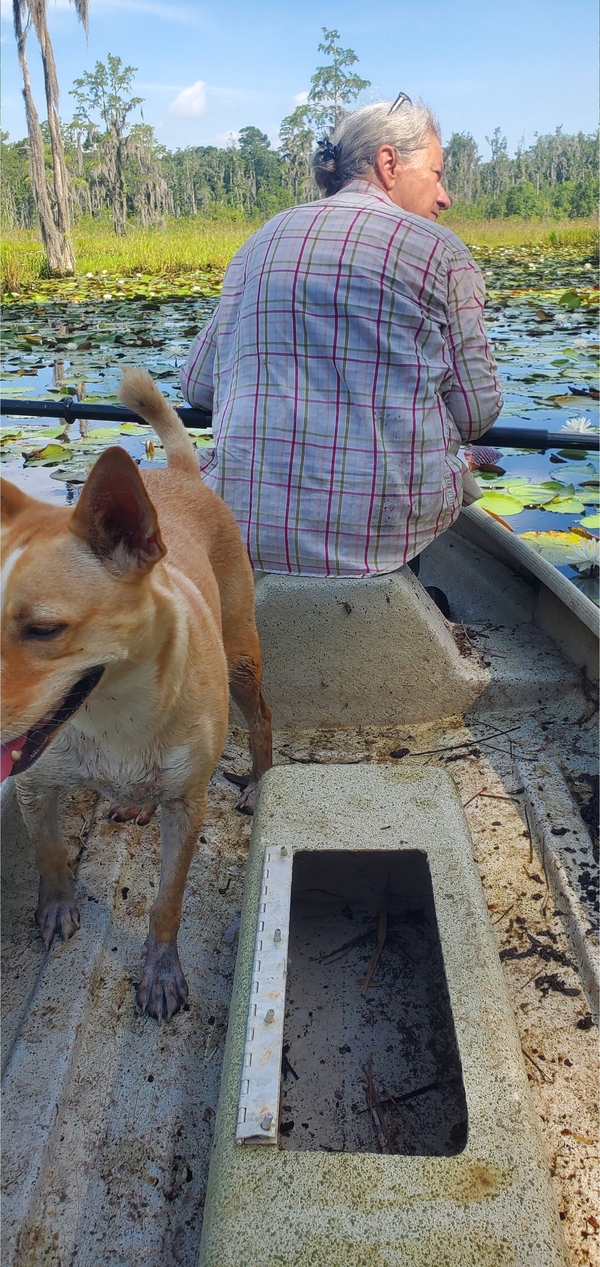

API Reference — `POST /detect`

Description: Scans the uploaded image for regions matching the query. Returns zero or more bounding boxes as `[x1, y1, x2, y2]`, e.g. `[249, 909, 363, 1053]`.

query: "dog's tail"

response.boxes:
[118, 367, 199, 476]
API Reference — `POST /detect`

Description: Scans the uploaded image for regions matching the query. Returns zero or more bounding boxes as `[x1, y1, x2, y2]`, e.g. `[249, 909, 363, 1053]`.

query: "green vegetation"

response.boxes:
[443, 215, 598, 249]
[2, 240, 597, 600]
[307, 28, 371, 130]
[70, 54, 145, 237]
[2, 213, 597, 299]
[444, 127, 598, 220]
[5, 10, 597, 278]
[3, 26, 371, 269]
[1, 212, 260, 296]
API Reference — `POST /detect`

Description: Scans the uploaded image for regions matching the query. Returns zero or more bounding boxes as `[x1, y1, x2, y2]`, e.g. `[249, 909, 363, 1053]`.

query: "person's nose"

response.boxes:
[437, 184, 452, 210]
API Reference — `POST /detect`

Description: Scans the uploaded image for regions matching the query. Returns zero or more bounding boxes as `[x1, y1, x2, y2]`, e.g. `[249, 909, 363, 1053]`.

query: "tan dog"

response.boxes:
[1, 369, 272, 1019]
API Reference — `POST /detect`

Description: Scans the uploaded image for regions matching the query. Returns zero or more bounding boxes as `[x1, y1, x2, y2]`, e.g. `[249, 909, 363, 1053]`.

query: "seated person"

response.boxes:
[181, 96, 502, 578]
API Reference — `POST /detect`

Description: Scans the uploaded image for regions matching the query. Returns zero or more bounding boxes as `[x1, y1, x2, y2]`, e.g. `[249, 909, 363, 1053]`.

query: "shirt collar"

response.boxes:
[337, 177, 395, 207]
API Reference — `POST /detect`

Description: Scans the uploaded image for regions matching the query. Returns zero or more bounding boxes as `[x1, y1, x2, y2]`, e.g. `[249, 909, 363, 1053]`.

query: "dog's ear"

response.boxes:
[1, 478, 36, 524]
[70, 447, 166, 577]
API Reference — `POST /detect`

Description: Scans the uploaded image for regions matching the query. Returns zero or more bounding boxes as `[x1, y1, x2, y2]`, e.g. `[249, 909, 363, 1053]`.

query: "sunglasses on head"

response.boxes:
[388, 91, 413, 115]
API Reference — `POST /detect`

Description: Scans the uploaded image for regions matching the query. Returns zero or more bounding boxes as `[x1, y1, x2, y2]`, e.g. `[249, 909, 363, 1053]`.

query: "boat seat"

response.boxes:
[250, 566, 489, 729]
[248, 567, 488, 734]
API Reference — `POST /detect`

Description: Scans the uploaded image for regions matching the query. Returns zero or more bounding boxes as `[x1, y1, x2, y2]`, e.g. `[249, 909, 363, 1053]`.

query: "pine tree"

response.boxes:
[308, 28, 370, 133]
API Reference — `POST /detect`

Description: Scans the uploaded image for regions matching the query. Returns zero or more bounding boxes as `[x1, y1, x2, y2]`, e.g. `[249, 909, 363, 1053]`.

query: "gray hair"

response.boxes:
[312, 100, 440, 197]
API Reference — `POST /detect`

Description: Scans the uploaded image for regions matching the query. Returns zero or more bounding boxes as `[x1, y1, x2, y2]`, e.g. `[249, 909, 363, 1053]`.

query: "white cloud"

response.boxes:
[293, 91, 309, 106]
[168, 80, 207, 118]
[215, 130, 239, 147]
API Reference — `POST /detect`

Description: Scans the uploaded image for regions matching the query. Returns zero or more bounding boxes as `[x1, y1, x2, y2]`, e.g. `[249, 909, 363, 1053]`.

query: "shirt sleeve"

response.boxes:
[444, 251, 503, 443]
[180, 306, 219, 411]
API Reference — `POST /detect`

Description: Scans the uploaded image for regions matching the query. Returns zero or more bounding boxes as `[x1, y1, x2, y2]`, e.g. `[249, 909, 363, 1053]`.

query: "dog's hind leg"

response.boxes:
[16, 781, 80, 949]
[136, 792, 207, 1021]
[227, 637, 273, 815]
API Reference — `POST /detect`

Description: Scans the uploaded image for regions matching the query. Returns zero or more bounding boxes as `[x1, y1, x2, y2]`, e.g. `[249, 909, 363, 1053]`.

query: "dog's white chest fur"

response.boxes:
[30, 663, 194, 803]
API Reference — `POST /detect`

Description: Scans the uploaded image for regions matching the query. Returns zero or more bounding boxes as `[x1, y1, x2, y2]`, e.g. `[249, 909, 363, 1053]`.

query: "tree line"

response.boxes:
[4, 7, 598, 277]
[444, 127, 598, 220]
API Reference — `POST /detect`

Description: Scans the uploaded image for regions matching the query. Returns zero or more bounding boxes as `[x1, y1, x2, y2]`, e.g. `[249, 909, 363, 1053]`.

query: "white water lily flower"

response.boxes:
[568, 537, 600, 574]
[562, 416, 599, 434]
[166, 343, 186, 366]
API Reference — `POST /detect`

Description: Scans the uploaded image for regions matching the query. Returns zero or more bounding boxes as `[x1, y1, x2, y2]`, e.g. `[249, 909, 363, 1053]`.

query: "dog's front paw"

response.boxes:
[36, 882, 80, 949]
[105, 800, 157, 826]
[136, 934, 188, 1021]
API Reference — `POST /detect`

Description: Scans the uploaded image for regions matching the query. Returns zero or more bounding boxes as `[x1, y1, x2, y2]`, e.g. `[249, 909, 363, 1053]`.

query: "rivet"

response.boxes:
[273, 928, 282, 943]
[261, 1112, 273, 1131]
[280, 845, 289, 857]
[265, 1009, 275, 1024]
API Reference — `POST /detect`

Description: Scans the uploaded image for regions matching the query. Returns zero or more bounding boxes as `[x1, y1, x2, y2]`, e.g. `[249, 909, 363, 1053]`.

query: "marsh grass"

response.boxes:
[444, 215, 599, 250]
[1, 213, 597, 296]
[1, 214, 261, 293]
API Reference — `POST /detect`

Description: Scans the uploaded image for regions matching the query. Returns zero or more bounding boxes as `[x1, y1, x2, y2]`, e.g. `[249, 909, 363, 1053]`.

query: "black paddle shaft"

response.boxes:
[0, 397, 598, 451]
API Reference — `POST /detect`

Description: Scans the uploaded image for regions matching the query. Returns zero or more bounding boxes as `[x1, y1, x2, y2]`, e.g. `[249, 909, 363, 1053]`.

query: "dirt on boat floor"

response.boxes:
[2, 697, 598, 1267]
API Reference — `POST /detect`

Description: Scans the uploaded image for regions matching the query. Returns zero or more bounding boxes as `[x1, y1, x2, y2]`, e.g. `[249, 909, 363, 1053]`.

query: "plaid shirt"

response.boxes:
[181, 179, 502, 576]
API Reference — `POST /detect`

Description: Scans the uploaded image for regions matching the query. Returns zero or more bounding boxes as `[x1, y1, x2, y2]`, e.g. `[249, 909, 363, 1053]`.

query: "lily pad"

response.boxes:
[578, 488, 600, 504]
[505, 483, 557, 506]
[80, 426, 123, 442]
[518, 530, 589, 564]
[1, 425, 64, 443]
[556, 450, 593, 461]
[558, 289, 581, 310]
[23, 443, 71, 466]
[545, 496, 586, 514]
[579, 513, 600, 528]
[477, 491, 524, 516]
[50, 463, 94, 483]
[547, 463, 597, 480]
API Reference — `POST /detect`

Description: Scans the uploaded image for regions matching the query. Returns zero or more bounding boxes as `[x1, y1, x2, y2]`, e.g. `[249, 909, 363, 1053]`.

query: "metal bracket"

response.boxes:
[236, 844, 294, 1145]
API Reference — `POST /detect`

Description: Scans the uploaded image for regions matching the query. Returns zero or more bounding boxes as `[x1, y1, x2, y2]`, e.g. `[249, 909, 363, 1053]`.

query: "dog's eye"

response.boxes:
[22, 623, 68, 641]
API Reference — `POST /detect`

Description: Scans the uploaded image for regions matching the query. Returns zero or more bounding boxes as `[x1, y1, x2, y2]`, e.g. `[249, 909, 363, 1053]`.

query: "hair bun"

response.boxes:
[316, 138, 339, 164]
[313, 137, 343, 195]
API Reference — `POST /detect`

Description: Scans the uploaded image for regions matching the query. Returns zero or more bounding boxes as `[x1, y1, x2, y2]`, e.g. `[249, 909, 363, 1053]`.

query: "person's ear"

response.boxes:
[372, 144, 399, 192]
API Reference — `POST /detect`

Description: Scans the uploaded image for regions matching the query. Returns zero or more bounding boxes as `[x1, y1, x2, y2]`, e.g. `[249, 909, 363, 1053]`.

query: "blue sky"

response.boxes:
[1, 0, 597, 158]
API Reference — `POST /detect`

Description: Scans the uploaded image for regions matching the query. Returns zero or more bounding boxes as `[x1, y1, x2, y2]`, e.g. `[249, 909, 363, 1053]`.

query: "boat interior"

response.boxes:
[1, 509, 598, 1267]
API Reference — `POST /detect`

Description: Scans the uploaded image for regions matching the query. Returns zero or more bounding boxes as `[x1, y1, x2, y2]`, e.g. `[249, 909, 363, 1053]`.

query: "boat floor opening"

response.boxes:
[281, 849, 468, 1155]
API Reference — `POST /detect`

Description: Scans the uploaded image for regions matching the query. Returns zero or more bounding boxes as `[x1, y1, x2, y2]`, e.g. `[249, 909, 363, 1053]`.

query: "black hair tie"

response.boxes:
[316, 138, 339, 164]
